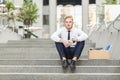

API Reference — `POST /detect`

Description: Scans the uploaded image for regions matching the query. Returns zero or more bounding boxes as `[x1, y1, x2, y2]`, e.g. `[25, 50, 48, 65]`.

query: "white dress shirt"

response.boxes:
[51, 27, 88, 47]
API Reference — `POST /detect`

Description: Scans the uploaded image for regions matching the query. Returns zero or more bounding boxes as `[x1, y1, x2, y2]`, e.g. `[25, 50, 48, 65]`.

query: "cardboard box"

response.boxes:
[88, 50, 110, 59]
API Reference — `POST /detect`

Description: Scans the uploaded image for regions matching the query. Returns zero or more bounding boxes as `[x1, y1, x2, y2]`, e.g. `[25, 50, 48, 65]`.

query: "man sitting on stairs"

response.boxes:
[51, 16, 88, 70]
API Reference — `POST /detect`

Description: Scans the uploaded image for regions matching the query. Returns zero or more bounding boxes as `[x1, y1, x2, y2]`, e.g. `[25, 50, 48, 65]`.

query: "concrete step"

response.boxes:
[7, 41, 54, 44]
[0, 45, 56, 48]
[2, 45, 92, 51]
[5, 43, 95, 48]
[0, 54, 88, 59]
[0, 50, 58, 53]
[0, 73, 120, 80]
[7, 42, 55, 44]
[0, 47, 56, 51]
[5, 41, 94, 45]
[0, 60, 119, 66]
[0, 50, 88, 60]
[0, 54, 59, 59]
[3, 39, 93, 44]
[0, 52, 59, 56]
[7, 39, 93, 45]
[8, 39, 92, 43]
[0, 45, 93, 49]
[0, 46, 93, 51]
[0, 48, 57, 53]
[8, 39, 52, 42]
[0, 65, 119, 73]
[0, 49, 87, 56]
[0, 47, 90, 59]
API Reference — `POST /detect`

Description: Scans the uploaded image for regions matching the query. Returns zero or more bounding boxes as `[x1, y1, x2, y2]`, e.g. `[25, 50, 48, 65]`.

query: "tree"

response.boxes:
[17, 1, 39, 29]
[103, 0, 117, 4]
[5, 0, 16, 31]
[17, 1, 39, 38]
[5, 1, 15, 12]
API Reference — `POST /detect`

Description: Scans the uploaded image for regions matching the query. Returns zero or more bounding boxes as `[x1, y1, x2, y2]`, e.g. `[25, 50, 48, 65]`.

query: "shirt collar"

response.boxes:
[64, 27, 74, 32]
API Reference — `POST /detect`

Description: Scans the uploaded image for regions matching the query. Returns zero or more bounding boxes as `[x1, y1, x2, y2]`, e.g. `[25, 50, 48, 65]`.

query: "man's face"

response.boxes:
[64, 18, 73, 30]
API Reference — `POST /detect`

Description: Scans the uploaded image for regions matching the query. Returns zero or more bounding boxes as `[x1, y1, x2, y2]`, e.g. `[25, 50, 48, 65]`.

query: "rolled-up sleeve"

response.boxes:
[77, 30, 88, 41]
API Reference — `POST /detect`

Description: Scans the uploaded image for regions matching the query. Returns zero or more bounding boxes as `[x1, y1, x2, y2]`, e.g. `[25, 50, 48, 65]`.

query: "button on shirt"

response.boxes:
[51, 27, 88, 47]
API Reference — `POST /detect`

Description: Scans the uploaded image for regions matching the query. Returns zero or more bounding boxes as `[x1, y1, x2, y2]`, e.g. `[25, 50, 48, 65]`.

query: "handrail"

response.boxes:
[25, 29, 38, 38]
[107, 14, 120, 31]
[96, 21, 107, 31]
[112, 20, 120, 31]
[89, 21, 106, 32]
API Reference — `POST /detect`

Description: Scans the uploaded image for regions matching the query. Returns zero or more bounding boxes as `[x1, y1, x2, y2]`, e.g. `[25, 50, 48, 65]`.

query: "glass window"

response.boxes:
[2, 0, 6, 4]
[43, 0, 49, 6]
[57, 0, 82, 29]
[89, 0, 96, 4]
[43, 15, 49, 25]
[88, 4, 96, 26]
[0, 0, 2, 3]
[0, 0, 14, 4]
[57, 5, 82, 30]
[57, 0, 81, 5]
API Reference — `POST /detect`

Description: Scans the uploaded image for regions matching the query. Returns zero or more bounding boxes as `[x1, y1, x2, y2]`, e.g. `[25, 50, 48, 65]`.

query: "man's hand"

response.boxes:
[60, 39, 72, 47]
[67, 40, 72, 47]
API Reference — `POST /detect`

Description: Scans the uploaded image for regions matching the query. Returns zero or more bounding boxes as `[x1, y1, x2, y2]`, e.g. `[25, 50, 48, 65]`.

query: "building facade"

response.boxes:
[0, 0, 120, 38]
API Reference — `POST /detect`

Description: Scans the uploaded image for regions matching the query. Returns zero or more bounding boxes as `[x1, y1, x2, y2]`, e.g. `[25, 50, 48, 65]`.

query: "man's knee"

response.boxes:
[77, 41, 85, 44]
[55, 42, 64, 47]
[55, 42, 63, 45]
[76, 41, 85, 48]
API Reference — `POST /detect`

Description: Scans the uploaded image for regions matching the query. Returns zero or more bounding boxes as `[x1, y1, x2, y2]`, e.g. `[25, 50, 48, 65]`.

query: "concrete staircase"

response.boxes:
[0, 28, 21, 43]
[0, 39, 120, 80]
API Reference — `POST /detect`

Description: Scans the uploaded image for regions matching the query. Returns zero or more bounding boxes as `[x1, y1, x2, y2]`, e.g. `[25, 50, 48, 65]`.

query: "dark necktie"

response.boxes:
[68, 31, 70, 40]
[67, 31, 71, 59]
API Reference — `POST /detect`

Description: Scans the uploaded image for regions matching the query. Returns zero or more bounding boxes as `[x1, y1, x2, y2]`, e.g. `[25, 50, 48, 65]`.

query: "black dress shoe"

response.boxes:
[62, 60, 69, 69]
[70, 60, 76, 70]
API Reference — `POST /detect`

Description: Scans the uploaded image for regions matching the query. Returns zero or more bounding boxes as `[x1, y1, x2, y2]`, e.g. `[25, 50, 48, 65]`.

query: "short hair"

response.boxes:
[64, 16, 73, 22]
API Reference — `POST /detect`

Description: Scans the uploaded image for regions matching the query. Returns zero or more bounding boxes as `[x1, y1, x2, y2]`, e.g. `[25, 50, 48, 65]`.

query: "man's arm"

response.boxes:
[77, 30, 88, 42]
[60, 39, 72, 47]
[51, 29, 72, 47]
[50, 29, 61, 42]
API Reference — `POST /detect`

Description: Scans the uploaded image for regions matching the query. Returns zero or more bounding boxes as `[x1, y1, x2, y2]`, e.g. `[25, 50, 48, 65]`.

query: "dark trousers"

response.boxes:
[55, 41, 85, 60]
